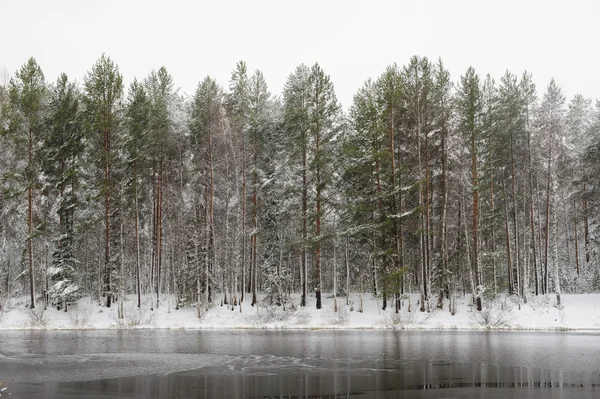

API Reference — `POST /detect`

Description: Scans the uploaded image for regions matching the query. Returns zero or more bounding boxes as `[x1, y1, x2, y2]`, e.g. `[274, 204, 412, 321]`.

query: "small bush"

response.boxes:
[111, 304, 157, 328]
[126, 307, 156, 327]
[323, 305, 349, 326]
[196, 303, 209, 322]
[69, 305, 92, 327]
[384, 308, 432, 328]
[0, 302, 12, 324]
[28, 307, 49, 328]
[255, 303, 293, 324]
[294, 310, 312, 325]
[471, 302, 513, 328]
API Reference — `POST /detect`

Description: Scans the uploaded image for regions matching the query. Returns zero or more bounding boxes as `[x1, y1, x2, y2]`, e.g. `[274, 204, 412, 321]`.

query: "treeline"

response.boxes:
[0, 55, 598, 313]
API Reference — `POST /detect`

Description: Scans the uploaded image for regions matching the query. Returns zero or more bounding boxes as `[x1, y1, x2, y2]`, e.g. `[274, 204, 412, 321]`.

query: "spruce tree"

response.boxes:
[44, 73, 84, 310]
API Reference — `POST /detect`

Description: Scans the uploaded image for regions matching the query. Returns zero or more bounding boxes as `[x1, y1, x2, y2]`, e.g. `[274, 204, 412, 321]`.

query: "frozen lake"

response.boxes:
[0, 330, 599, 398]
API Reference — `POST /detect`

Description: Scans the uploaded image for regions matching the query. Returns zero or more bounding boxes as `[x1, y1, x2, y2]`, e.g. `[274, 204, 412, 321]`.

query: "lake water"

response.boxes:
[0, 330, 599, 398]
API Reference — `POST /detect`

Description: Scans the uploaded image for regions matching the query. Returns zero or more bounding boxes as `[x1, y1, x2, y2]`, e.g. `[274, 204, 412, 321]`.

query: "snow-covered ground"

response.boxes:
[1, 293, 599, 331]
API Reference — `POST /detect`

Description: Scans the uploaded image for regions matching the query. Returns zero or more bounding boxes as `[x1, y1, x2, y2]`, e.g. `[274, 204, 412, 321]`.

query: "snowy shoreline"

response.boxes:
[1, 293, 599, 332]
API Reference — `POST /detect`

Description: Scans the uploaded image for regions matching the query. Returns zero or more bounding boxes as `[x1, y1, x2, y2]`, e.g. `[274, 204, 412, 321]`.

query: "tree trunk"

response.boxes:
[544, 142, 552, 295]
[574, 200, 580, 276]
[134, 163, 141, 308]
[28, 128, 35, 309]
[301, 137, 308, 307]
[315, 134, 322, 310]
[104, 127, 112, 308]
[552, 188, 561, 306]
[583, 182, 590, 266]
[503, 173, 513, 295]
[471, 134, 482, 311]
[241, 126, 247, 303]
[345, 237, 350, 305]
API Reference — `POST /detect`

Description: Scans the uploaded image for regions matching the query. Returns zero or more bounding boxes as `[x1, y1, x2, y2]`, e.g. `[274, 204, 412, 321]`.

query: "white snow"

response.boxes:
[0, 293, 599, 331]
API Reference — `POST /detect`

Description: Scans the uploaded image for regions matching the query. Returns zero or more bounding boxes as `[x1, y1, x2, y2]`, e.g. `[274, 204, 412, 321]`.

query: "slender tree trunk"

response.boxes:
[28, 129, 35, 309]
[241, 127, 247, 303]
[424, 131, 432, 313]
[134, 163, 141, 308]
[574, 200, 580, 276]
[552, 187, 561, 306]
[509, 131, 520, 301]
[563, 199, 571, 273]
[205, 186, 210, 307]
[150, 166, 156, 310]
[301, 137, 308, 307]
[438, 121, 449, 307]
[536, 177, 545, 294]
[104, 127, 112, 308]
[315, 129, 322, 310]
[529, 157, 539, 296]
[251, 183, 257, 306]
[522, 178, 529, 304]
[471, 134, 482, 311]
[375, 155, 386, 309]
[583, 182, 590, 266]
[345, 237, 350, 305]
[489, 149, 497, 296]
[208, 123, 214, 303]
[503, 173, 513, 294]
[156, 159, 163, 309]
[333, 237, 337, 312]
[544, 142, 552, 295]
[462, 190, 475, 301]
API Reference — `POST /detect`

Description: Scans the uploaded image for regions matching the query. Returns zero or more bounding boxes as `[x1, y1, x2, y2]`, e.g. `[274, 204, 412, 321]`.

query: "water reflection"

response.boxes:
[1, 330, 599, 398]
[44, 357, 599, 398]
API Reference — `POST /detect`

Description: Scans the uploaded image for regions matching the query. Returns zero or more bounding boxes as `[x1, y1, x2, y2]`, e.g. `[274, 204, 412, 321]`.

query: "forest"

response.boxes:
[0, 54, 598, 316]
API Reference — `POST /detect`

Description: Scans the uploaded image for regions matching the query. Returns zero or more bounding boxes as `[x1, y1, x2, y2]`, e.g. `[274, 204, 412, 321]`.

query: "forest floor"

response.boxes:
[0, 292, 599, 331]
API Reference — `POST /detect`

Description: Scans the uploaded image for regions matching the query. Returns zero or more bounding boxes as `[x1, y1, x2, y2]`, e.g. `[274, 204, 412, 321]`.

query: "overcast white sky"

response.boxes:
[1, 0, 598, 108]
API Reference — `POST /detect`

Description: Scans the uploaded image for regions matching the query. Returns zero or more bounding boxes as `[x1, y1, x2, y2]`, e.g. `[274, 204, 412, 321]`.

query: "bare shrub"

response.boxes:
[324, 305, 349, 326]
[0, 302, 12, 325]
[125, 306, 156, 327]
[196, 303, 208, 323]
[528, 294, 552, 311]
[471, 302, 513, 328]
[255, 303, 293, 324]
[69, 305, 92, 327]
[28, 307, 49, 328]
[111, 305, 157, 328]
[384, 308, 433, 329]
[294, 309, 312, 325]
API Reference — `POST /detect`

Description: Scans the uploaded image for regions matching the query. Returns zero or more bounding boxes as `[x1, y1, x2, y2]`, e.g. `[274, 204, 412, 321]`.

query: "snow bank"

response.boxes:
[0, 293, 598, 331]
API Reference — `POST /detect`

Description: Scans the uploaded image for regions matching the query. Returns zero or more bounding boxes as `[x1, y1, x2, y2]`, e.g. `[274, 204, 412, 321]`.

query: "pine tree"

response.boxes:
[307, 63, 342, 309]
[538, 79, 566, 305]
[456, 66, 484, 311]
[346, 78, 386, 300]
[145, 66, 177, 309]
[283, 65, 311, 307]
[402, 56, 436, 312]
[374, 64, 403, 311]
[83, 54, 123, 308]
[2, 57, 47, 309]
[124, 78, 150, 308]
[189, 76, 223, 306]
[247, 70, 271, 306]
